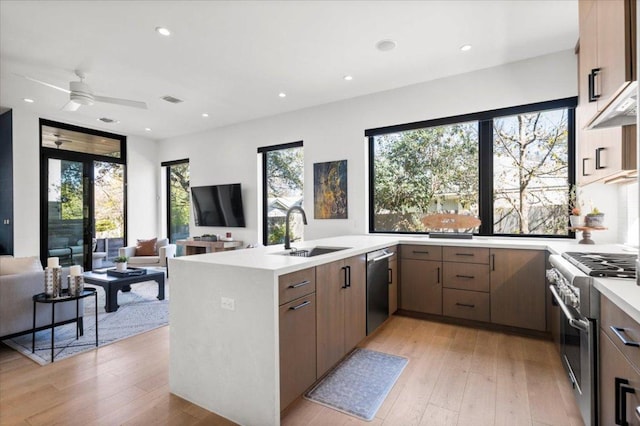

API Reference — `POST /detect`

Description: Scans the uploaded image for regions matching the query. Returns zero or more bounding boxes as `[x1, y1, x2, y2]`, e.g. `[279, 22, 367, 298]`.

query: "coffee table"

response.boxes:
[83, 269, 165, 313]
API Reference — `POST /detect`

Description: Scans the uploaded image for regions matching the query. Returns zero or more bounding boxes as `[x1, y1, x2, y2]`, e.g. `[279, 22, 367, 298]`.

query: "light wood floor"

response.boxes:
[0, 316, 583, 426]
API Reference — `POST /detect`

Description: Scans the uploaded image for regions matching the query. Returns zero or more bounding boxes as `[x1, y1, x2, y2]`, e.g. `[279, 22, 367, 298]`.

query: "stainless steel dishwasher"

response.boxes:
[366, 248, 394, 335]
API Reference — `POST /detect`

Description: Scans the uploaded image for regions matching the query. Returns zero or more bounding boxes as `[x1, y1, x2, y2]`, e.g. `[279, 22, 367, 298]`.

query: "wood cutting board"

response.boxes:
[421, 213, 481, 231]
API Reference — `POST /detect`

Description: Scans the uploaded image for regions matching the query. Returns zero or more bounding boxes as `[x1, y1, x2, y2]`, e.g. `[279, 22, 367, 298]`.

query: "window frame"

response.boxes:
[258, 141, 304, 246]
[366, 97, 577, 238]
[161, 158, 190, 244]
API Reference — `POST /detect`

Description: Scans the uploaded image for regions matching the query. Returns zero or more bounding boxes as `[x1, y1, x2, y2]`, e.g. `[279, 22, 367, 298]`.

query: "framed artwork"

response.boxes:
[314, 160, 348, 219]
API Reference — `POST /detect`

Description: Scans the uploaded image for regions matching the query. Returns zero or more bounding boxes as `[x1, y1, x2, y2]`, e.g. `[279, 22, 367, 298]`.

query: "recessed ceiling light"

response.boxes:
[376, 39, 397, 52]
[144, 127, 152, 132]
[155, 26, 171, 36]
[278, 92, 287, 98]
[344, 75, 353, 81]
[202, 113, 209, 118]
[23, 98, 34, 103]
[460, 44, 472, 52]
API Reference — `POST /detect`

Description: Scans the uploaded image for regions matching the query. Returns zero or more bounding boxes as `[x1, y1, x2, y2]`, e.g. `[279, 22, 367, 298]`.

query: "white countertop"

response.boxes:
[172, 234, 640, 322]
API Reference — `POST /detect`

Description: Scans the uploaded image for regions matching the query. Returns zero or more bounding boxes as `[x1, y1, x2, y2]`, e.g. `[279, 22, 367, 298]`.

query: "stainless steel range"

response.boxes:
[548, 251, 637, 426]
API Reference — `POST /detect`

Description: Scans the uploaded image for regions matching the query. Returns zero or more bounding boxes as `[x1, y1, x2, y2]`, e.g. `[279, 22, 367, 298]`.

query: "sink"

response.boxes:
[272, 246, 350, 257]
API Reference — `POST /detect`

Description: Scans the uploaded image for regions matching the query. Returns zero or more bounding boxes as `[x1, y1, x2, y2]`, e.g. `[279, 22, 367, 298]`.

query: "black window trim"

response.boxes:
[367, 97, 577, 238]
[162, 159, 190, 243]
[258, 141, 304, 245]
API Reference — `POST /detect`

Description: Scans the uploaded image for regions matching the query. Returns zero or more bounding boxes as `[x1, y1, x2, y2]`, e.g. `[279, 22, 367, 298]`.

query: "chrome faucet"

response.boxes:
[284, 206, 307, 250]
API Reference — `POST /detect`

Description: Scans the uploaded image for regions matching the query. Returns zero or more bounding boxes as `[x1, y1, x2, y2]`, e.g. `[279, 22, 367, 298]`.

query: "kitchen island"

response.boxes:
[168, 234, 638, 426]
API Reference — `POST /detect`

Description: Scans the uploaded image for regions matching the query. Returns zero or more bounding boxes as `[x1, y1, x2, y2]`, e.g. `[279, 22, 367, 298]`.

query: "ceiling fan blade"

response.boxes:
[94, 95, 147, 109]
[61, 100, 81, 111]
[21, 75, 71, 93]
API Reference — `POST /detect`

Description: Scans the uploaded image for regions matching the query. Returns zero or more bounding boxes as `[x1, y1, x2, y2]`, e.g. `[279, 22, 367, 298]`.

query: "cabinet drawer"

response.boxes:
[442, 263, 490, 292]
[443, 288, 490, 322]
[442, 246, 490, 264]
[601, 295, 640, 372]
[401, 245, 442, 261]
[280, 294, 317, 411]
[279, 268, 316, 305]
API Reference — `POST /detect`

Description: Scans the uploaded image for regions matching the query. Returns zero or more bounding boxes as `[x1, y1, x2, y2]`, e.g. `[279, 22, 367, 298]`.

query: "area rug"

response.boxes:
[305, 348, 408, 421]
[2, 279, 169, 365]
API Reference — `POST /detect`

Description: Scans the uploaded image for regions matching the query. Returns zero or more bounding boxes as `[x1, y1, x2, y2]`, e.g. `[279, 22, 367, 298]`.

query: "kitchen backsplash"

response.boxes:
[618, 181, 639, 247]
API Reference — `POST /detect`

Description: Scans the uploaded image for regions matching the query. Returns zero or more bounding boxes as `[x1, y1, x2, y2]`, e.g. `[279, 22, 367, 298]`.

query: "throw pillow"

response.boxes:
[136, 238, 158, 256]
[0, 256, 43, 276]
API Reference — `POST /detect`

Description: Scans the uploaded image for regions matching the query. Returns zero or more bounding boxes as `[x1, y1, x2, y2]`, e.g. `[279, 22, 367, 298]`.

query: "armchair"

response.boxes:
[118, 238, 176, 272]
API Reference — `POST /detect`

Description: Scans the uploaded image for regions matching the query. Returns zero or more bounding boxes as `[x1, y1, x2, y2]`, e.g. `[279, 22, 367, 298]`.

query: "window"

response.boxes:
[368, 98, 576, 237]
[259, 142, 304, 246]
[162, 159, 190, 252]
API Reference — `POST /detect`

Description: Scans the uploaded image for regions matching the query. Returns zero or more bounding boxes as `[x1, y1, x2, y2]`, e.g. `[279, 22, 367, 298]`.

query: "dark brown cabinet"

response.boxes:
[279, 293, 316, 411]
[388, 246, 398, 315]
[316, 254, 366, 377]
[278, 267, 317, 411]
[399, 244, 442, 315]
[490, 249, 546, 331]
[442, 247, 491, 322]
[600, 330, 640, 426]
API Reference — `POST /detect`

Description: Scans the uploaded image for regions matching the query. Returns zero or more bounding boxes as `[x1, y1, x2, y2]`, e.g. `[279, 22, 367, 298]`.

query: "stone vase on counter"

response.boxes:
[584, 213, 604, 228]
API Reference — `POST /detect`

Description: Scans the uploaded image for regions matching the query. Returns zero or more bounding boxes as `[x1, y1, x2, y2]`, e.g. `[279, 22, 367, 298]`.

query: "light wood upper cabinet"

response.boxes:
[316, 254, 366, 378]
[577, 0, 637, 185]
[490, 249, 546, 331]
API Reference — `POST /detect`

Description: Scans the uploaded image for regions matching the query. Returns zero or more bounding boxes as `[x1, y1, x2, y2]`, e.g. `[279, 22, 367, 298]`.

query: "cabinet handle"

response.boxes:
[436, 267, 440, 284]
[582, 158, 591, 176]
[455, 253, 474, 257]
[413, 250, 429, 254]
[588, 68, 601, 102]
[388, 268, 392, 285]
[346, 265, 351, 288]
[288, 280, 310, 289]
[289, 300, 311, 311]
[610, 326, 640, 347]
[596, 147, 606, 170]
[635, 406, 640, 421]
[455, 302, 475, 308]
[616, 377, 636, 425]
[491, 254, 495, 271]
[341, 266, 348, 289]
[456, 274, 475, 279]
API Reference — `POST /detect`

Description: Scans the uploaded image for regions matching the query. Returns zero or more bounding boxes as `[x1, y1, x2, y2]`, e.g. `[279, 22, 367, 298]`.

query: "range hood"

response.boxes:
[587, 81, 638, 129]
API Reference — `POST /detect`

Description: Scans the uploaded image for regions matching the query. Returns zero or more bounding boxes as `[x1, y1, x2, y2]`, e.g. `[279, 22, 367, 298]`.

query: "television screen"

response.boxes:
[191, 183, 246, 227]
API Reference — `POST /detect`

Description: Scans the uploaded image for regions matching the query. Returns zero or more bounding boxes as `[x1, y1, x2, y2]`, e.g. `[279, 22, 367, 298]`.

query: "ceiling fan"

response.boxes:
[22, 70, 147, 111]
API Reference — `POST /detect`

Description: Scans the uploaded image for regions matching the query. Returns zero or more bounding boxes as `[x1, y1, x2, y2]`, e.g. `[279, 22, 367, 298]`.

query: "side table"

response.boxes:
[569, 226, 608, 244]
[32, 288, 98, 362]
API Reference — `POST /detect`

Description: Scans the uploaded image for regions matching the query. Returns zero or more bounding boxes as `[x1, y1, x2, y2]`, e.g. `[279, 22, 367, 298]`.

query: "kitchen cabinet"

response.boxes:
[388, 245, 398, 315]
[577, 0, 637, 185]
[278, 268, 316, 411]
[316, 254, 366, 377]
[600, 295, 640, 425]
[490, 249, 546, 331]
[399, 245, 443, 315]
[279, 294, 316, 411]
[442, 247, 490, 322]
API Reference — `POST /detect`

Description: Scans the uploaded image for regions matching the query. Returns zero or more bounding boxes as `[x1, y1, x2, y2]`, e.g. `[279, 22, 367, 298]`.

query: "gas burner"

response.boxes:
[562, 252, 638, 279]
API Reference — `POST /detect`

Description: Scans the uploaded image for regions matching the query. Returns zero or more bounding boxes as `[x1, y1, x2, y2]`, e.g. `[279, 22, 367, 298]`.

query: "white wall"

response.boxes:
[158, 50, 580, 245]
[9, 106, 158, 257]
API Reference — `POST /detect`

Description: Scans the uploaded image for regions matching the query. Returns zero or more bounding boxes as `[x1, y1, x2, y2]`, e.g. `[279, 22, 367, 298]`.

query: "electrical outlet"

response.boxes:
[221, 296, 235, 311]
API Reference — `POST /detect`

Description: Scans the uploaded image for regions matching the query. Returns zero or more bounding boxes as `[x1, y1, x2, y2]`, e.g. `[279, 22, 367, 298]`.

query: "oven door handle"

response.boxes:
[549, 285, 590, 332]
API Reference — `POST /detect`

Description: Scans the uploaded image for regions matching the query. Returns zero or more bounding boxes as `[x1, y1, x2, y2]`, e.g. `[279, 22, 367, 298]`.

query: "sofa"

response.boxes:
[0, 256, 83, 339]
[119, 238, 176, 271]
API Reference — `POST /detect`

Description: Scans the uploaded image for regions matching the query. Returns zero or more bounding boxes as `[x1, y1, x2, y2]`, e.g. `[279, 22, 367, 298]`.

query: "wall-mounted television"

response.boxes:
[191, 183, 246, 227]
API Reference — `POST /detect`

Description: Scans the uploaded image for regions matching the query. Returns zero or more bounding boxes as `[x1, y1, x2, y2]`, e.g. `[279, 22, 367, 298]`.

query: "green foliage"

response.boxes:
[169, 163, 190, 238]
[373, 123, 479, 231]
[268, 222, 288, 245]
[266, 148, 303, 198]
[114, 256, 128, 263]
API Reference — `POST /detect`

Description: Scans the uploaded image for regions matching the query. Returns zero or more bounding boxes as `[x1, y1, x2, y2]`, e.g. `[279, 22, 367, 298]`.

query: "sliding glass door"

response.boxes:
[40, 119, 126, 270]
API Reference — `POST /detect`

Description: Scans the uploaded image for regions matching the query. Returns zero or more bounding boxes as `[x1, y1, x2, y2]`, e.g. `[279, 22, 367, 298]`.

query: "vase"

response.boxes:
[116, 262, 127, 272]
[569, 215, 581, 227]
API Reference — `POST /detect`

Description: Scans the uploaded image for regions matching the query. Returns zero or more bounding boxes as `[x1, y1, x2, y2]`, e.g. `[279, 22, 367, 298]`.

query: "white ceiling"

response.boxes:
[0, 0, 578, 141]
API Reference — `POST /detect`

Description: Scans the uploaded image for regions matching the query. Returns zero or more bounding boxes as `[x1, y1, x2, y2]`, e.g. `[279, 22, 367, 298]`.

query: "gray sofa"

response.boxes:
[0, 256, 83, 339]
